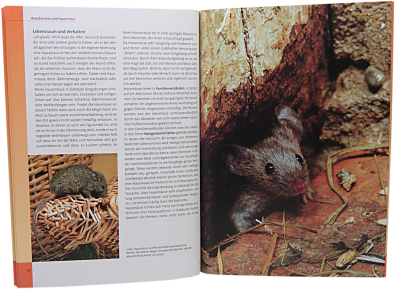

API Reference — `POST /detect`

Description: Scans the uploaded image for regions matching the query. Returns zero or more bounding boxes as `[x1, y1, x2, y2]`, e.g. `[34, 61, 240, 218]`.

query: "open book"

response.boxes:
[2, 2, 393, 287]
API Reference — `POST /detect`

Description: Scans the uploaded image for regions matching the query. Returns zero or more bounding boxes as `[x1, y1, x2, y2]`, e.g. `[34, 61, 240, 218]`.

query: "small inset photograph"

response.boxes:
[29, 153, 118, 262]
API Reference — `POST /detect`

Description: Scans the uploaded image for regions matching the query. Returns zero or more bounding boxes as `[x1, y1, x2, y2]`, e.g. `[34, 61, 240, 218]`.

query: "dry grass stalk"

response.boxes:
[206, 220, 316, 253]
[201, 247, 210, 258]
[262, 233, 278, 275]
[217, 247, 223, 275]
[309, 270, 369, 277]
[374, 155, 386, 191]
[374, 133, 386, 192]
[324, 143, 389, 225]
[283, 208, 287, 244]
[319, 249, 347, 275]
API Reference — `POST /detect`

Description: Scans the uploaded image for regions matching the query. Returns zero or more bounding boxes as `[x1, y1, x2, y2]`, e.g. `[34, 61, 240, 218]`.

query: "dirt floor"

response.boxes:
[201, 150, 388, 277]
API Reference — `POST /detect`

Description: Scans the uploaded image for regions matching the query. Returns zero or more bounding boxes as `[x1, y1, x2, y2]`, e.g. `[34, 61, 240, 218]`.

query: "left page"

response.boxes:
[3, 6, 200, 287]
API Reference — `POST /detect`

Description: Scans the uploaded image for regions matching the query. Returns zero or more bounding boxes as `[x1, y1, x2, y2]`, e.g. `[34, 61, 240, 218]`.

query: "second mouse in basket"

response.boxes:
[49, 163, 108, 199]
[33, 163, 108, 255]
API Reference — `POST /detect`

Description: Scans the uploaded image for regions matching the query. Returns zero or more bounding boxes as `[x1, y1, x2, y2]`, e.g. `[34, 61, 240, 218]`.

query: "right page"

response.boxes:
[200, 2, 392, 276]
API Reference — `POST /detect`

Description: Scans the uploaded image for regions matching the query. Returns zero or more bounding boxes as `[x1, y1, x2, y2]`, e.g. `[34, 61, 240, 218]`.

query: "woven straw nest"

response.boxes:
[29, 154, 119, 261]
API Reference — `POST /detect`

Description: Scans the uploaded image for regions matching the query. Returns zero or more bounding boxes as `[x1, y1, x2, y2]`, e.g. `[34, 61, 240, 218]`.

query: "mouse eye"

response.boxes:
[101, 185, 105, 189]
[265, 163, 275, 174]
[295, 154, 303, 164]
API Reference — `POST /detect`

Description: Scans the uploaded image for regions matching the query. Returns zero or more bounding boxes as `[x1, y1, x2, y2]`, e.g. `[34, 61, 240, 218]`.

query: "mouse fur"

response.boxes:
[225, 105, 313, 232]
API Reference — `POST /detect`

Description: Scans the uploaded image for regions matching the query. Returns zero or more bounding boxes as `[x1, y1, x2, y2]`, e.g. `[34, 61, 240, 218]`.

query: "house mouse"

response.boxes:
[33, 164, 108, 255]
[225, 105, 313, 232]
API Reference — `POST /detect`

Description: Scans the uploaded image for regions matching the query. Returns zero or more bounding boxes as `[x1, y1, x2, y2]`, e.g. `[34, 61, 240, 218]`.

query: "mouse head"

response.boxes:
[91, 171, 108, 198]
[226, 105, 309, 198]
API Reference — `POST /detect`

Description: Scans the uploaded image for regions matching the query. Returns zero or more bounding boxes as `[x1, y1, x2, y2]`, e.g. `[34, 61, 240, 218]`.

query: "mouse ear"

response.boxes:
[275, 105, 303, 142]
[225, 144, 252, 176]
[91, 172, 100, 182]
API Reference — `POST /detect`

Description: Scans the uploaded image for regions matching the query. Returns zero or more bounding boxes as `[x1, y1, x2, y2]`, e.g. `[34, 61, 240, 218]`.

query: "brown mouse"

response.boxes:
[33, 164, 108, 255]
[225, 105, 313, 232]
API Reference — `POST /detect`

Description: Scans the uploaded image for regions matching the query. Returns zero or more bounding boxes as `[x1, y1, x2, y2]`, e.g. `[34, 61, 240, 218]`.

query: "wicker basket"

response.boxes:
[29, 154, 119, 261]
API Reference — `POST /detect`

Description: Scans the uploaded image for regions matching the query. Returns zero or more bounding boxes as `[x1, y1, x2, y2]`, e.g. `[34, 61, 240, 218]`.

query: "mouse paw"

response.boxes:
[301, 188, 314, 204]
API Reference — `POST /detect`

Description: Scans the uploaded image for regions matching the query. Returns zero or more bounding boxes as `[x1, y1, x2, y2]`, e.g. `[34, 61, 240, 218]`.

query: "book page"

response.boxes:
[200, 3, 391, 277]
[18, 6, 199, 286]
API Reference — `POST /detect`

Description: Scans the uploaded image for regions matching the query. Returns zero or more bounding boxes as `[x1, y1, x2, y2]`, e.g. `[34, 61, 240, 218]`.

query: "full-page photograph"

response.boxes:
[200, 2, 391, 277]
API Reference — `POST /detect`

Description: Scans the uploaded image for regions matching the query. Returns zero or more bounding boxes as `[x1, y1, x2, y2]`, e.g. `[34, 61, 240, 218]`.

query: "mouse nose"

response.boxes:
[293, 181, 306, 193]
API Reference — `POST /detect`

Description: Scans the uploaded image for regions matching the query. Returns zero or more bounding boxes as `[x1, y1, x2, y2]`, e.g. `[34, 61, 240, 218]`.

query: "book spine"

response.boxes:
[2, 6, 33, 288]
